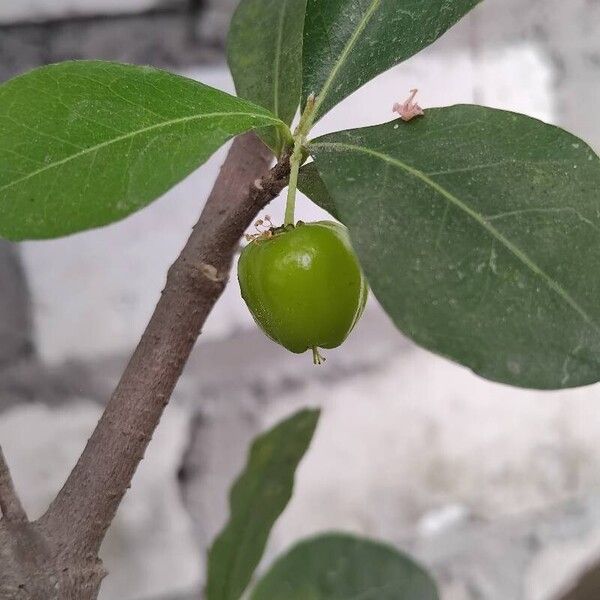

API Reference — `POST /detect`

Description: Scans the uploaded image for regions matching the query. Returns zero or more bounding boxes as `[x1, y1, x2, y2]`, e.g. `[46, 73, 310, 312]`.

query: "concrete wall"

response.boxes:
[1, 1, 600, 599]
[0, 0, 186, 24]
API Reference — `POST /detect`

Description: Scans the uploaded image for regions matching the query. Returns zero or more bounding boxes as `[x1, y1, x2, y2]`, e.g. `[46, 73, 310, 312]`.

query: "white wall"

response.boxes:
[5, 1, 600, 599]
[0, 0, 181, 24]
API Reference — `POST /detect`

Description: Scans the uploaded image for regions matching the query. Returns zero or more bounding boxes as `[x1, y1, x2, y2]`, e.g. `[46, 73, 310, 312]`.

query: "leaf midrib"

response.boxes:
[270, 0, 290, 153]
[311, 0, 382, 117]
[0, 110, 281, 195]
[220, 451, 290, 600]
[212, 414, 316, 600]
[273, 0, 288, 118]
[311, 140, 600, 333]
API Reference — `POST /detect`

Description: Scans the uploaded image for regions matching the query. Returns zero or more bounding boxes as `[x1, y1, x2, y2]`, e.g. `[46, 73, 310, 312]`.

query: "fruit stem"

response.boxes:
[284, 95, 317, 227]
[284, 136, 303, 226]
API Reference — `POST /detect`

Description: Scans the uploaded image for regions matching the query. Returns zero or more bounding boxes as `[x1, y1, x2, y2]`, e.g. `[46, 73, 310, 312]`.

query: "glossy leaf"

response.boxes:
[228, 0, 306, 155]
[302, 0, 482, 122]
[206, 409, 320, 600]
[310, 105, 600, 389]
[251, 533, 439, 600]
[298, 161, 339, 219]
[0, 61, 285, 240]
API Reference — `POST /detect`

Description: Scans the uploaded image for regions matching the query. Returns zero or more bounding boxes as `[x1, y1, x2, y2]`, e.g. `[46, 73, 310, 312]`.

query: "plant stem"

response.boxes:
[0, 446, 27, 523]
[284, 94, 317, 226]
[38, 134, 291, 556]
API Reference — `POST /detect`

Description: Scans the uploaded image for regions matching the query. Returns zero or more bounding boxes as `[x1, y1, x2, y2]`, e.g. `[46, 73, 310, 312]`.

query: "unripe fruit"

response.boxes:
[238, 220, 368, 363]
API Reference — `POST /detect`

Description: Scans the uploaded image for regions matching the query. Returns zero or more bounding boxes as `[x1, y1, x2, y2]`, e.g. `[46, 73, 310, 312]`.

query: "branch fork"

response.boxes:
[0, 134, 291, 598]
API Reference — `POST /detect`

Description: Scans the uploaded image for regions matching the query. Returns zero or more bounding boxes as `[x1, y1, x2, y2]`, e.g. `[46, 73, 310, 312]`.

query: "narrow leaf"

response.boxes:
[251, 533, 439, 600]
[206, 409, 320, 600]
[298, 162, 339, 219]
[228, 0, 306, 155]
[0, 61, 285, 240]
[302, 0, 481, 122]
[310, 106, 600, 389]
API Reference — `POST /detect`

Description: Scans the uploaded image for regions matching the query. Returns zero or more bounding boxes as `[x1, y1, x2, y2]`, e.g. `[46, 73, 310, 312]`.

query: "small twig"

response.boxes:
[0, 445, 27, 523]
[39, 134, 291, 555]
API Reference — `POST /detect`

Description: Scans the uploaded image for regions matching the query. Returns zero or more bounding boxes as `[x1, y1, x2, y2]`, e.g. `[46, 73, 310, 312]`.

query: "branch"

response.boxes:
[40, 133, 290, 555]
[0, 445, 27, 523]
[553, 555, 600, 600]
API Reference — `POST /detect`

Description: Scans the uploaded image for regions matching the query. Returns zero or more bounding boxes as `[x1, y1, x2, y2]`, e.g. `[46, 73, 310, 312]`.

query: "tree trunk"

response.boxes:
[0, 521, 105, 599]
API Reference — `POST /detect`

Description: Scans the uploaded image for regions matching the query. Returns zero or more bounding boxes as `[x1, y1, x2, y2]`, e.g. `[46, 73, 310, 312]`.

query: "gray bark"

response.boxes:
[0, 521, 105, 599]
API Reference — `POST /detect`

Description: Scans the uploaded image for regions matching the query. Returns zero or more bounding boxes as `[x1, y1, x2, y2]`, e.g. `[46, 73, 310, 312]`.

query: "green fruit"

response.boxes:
[238, 220, 368, 363]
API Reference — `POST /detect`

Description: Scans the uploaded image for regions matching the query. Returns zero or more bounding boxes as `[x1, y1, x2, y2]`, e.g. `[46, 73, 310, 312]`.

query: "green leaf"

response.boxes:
[251, 533, 439, 600]
[310, 105, 600, 389]
[228, 0, 306, 155]
[302, 0, 481, 122]
[0, 60, 285, 241]
[206, 408, 320, 600]
[298, 162, 339, 219]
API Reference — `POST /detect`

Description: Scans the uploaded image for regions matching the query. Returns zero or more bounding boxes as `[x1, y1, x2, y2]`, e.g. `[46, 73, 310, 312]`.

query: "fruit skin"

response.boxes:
[238, 220, 368, 355]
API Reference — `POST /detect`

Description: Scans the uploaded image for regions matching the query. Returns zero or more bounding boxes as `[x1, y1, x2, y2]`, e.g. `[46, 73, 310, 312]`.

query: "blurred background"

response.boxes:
[1, 1, 600, 599]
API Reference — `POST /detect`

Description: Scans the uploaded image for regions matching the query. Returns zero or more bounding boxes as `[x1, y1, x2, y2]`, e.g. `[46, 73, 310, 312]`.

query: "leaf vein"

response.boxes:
[312, 140, 600, 333]
[312, 0, 382, 115]
[0, 111, 281, 195]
